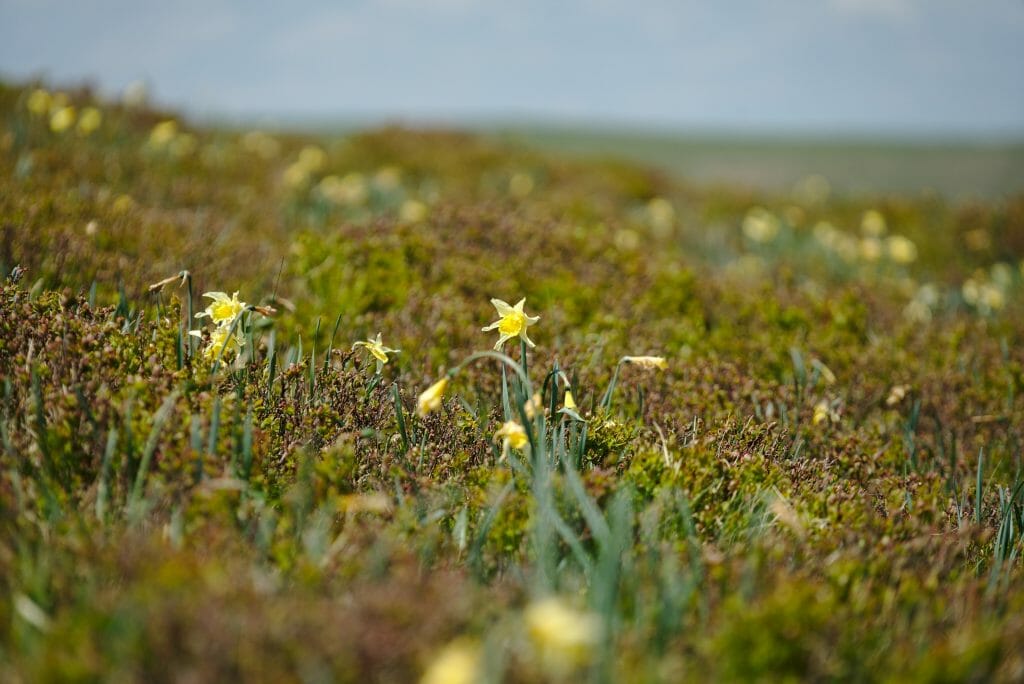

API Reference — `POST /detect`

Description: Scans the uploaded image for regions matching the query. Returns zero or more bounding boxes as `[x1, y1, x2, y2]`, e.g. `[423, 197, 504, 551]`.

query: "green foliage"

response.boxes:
[2, 80, 1024, 682]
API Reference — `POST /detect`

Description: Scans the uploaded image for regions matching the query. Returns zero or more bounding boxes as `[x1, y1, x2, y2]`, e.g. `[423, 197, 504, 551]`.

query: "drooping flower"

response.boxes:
[195, 291, 247, 326]
[481, 298, 539, 350]
[417, 377, 449, 417]
[494, 420, 528, 450]
[622, 356, 667, 370]
[563, 390, 577, 411]
[190, 325, 244, 362]
[524, 596, 602, 666]
[420, 639, 481, 684]
[352, 332, 400, 374]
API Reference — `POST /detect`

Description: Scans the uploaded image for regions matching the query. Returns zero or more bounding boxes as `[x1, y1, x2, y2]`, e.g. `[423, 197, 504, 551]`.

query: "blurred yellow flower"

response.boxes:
[77, 106, 102, 136]
[523, 393, 542, 419]
[509, 172, 534, 198]
[813, 400, 838, 425]
[481, 298, 539, 350]
[352, 332, 400, 374]
[149, 120, 178, 147]
[859, 237, 882, 262]
[49, 106, 75, 133]
[646, 197, 676, 238]
[297, 145, 327, 172]
[622, 356, 667, 370]
[418, 377, 449, 417]
[886, 385, 909, 407]
[861, 209, 887, 237]
[524, 597, 601, 666]
[399, 199, 429, 224]
[886, 235, 918, 264]
[196, 291, 247, 326]
[420, 639, 480, 684]
[742, 207, 780, 243]
[494, 420, 528, 450]
[190, 325, 244, 362]
[26, 89, 51, 116]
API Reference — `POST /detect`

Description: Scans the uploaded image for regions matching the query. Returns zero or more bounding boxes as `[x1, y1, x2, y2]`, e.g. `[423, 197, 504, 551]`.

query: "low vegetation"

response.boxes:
[2, 81, 1024, 682]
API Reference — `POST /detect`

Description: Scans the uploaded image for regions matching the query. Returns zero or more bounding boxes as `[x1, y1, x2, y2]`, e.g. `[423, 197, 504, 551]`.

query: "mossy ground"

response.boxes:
[2, 81, 1024, 682]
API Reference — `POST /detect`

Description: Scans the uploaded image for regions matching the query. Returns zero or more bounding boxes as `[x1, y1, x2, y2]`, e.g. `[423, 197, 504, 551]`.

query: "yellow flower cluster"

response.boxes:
[25, 88, 103, 137]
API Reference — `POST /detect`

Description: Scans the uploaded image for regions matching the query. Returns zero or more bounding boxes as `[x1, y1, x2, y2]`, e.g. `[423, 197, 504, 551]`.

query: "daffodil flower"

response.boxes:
[352, 332, 400, 374]
[523, 392, 543, 419]
[420, 639, 481, 684]
[622, 355, 668, 370]
[564, 390, 577, 411]
[417, 377, 449, 417]
[189, 325, 244, 362]
[524, 597, 601, 666]
[481, 298, 539, 350]
[195, 291, 247, 326]
[494, 420, 528, 450]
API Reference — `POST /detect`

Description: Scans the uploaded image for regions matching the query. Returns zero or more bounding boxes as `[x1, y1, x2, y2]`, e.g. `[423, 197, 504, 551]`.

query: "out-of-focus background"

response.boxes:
[3, 0, 1023, 197]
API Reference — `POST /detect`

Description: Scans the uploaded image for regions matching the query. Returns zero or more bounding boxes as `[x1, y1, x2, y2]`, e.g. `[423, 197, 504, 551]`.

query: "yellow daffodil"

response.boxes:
[26, 89, 52, 116]
[886, 385, 908, 407]
[49, 106, 75, 133]
[481, 298, 539, 350]
[189, 325, 244, 362]
[195, 291, 247, 326]
[420, 639, 481, 684]
[524, 596, 601, 666]
[494, 420, 528, 450]
[813, 400, 838, 426]
[564, 390, 577, 411]
[742, 206, 780, 243]
[77, 107, 102, 135]
[418, 377, 449, 417]
[622, 356, 667, 370]
[886, 235, 918, 264]
[149, 120, 178, 147]
[352, 332, 400, 374]
[523, 392, 542, 419]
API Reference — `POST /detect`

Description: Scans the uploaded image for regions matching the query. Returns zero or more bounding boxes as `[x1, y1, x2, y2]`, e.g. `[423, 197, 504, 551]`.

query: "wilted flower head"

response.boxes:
[524, 596, 602, 666]
[420, 639, 481, 684]
[481, 298, 539, 350]
[494, 420, 528, 450]
[418, 377, 449, 417]
[352, 332, 400, 374]
[195, 291, 247, 326]
[622, 355, 667, 370]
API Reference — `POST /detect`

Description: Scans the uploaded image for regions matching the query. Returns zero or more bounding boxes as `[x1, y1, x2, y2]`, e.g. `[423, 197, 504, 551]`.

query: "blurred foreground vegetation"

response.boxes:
[2, 81, 1024, 682]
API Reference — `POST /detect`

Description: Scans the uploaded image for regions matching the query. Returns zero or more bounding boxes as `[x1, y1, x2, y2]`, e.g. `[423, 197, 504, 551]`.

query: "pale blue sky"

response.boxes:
[2, 0, 1023, 135]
